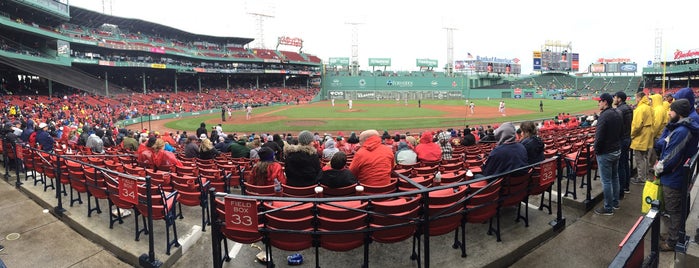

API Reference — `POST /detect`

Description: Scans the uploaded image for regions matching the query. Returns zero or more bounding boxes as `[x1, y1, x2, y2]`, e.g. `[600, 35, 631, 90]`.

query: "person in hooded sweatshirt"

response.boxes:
[481, 122, 528, 178]
[519, 121, 544, 165]
[349, 129, 395, 186]
[414, 131, 441, 162]
[655, 87, 699, 158]
[86, 128, 105, 154]
[316, 151, 357, 188]
[653, 99, 699, 251]
[77, 125, 90, 146]
[395, 141, 418, 165]
[20, 119, 35, 143]
[284, 130, 321, 187]
[322, 138, 339, 160]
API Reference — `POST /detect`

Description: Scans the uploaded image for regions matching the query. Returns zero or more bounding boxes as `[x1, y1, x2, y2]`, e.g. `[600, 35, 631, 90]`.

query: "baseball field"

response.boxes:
[159, 98, 598, 134]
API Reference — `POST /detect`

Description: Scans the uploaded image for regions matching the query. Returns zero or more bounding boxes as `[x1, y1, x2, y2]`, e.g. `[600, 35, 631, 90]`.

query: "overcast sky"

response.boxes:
[67, 0, 698, 74]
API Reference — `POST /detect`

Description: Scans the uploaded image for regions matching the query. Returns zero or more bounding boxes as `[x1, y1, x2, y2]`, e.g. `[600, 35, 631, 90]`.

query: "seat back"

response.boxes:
[263, 202, 314, 251]
[282, 184, 317, 198]
[427, 185, 468, 236]
[242, 182, 276, 196]
[215, 199, 262, 244]
[321, 184, 356, 197]
[371, 196, 421, 243]
[84, 167, 109, 199]
[500, 170, 532, 208]
[361, 178, 397, 196]
[318, 201, 368, 251]
[466, 178, 502, 223]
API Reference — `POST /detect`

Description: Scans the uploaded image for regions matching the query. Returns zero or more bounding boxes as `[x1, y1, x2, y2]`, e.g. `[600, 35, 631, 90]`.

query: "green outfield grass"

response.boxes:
[164, 99, 598, 133]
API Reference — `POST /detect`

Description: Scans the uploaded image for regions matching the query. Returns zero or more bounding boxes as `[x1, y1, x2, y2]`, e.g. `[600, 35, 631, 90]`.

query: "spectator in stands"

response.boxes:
[630, 92, 654, 184]
[395, 141, 418, 165]
[66, 129, 78, 147]
[316, 151, 357, 188]
[261, 135, 281, 160]
[481, 128, 496, 142]
[659, 87, 699, 157]
[414, 131, 441, 162]
[198, 138, 219, 160]
[20, 119, 34, 143]
[102, 128, 115, 148]
[215, 134, 232, 153]
[229, 136, 251, 158]
[654, 99, 699, 251]
[86, 128, 105, 154]
[35, 122, 54, 152]
[519, 121, 544, 165]
[77, 125, 90, 146]
[481, 122, 528, 178]
[341, 132, 360, 154]
[250, 147, 285, 186]
[209, 126, 219, 145]
[650, 94, 668, 141]
[196, 122, 207, 139]
[593, 93, 622, 216]
[122, 130, 138, 151]
[322, 138, 339, 160]
[152, 139, 182, 171]
[614, 91, 633, 197]
[137, 137, 156, 169]
[248, 137, 263, 159]
[272, 134, 285, 160]
[649, 94, 669, 167]
[462, 128, 476, 146]
[349, 129, 395, 186]
[184, 135, 200, 159]
[161, 131, 177, 148]
[663, 93, 674, 112]
[284, 130, 321, 187]
[438, 130, 453, 160]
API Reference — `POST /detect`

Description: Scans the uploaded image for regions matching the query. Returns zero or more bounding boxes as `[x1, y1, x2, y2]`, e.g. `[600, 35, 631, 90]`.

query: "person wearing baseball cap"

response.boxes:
[35, 122, 54, 152]
[653, 98, 699, 251]
[613, 91, 633, 196]
[594, 93, 622, 216]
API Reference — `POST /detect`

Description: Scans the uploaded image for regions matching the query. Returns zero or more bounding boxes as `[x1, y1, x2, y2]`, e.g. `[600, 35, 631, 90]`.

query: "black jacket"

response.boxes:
[284, 144, 321, 187]
[316, 169, 357, 188]
[595, 107, 622, 154]
[520, 135, 545, 165]
[616, 102, 633, 138]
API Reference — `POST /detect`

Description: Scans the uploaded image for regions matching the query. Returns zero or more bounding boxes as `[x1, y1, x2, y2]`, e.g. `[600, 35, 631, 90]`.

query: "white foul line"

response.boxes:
[228, 241, 243, 259]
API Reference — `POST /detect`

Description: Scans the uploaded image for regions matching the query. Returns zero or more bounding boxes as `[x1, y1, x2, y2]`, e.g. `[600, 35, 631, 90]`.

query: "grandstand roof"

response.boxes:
[68, 5, 254, 45]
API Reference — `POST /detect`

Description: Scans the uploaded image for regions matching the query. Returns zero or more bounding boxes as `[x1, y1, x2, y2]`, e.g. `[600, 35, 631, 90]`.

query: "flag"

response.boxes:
[467, 52, 473, 59]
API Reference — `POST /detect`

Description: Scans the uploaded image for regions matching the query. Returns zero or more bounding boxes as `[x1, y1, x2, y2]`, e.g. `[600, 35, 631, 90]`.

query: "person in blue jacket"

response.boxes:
[653, 99, 699, 251]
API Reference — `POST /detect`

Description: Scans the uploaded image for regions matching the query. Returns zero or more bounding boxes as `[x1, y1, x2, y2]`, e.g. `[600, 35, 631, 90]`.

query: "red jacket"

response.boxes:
[153, 150, 183, 170]
[349, 135, 394, 186]
[251, 162, 286, 186]
[414, 132, 441, 162]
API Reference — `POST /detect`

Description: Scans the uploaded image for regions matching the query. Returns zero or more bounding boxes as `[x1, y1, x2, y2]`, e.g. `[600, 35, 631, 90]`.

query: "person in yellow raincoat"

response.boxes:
[630, 92, 654, 184]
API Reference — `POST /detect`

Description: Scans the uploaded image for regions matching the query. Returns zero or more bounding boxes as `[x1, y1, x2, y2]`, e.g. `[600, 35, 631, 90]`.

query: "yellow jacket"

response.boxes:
[650, 94, 668, 140]
[630, 95, 654, 150]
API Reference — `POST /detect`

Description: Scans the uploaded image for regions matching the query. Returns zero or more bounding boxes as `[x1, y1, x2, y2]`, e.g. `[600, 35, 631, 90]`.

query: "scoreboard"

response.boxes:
[533, 50, 579, 72]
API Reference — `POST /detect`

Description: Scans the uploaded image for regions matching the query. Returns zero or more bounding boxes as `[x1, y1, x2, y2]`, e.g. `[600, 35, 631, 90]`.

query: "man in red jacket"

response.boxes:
[349, 129, 395, 186]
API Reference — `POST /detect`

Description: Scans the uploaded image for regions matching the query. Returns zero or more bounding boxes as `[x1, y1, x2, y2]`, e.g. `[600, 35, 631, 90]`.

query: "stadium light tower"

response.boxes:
[246, 0, 275, 49]
[101, 0, 113, 15]
[443, 26, 457, 77]
[346, 21, 364, 76]
[653, 28, 662, 68]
